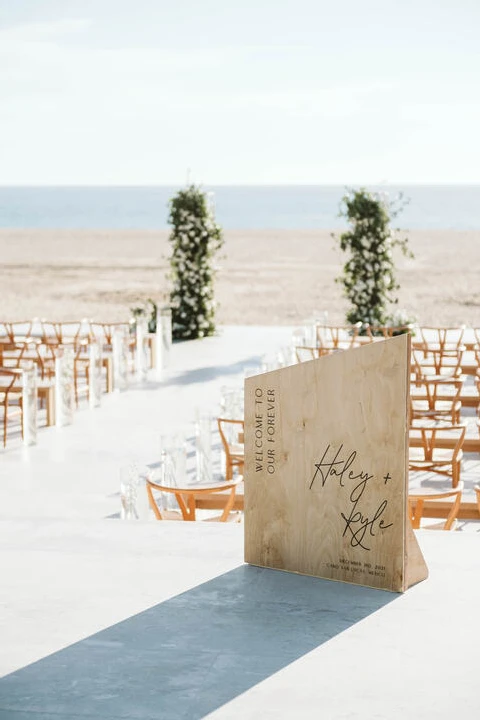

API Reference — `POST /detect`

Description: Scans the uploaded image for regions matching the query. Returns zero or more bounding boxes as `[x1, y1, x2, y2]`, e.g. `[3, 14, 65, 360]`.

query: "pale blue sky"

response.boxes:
[1, 0, 479, 185]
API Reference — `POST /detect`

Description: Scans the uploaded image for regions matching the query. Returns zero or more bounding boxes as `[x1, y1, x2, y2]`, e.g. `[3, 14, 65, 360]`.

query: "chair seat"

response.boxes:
[411, 400, 460, 413]
[408, 482, 463, 530]
[231, 445, 244, 461]
[420, 519, 459, 531]
[409, 448, 463, 465]
[203, 511, 242, 523]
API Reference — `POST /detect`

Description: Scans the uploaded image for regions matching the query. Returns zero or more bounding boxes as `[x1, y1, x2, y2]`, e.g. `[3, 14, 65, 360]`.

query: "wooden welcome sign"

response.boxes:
[244, 334, 428, 592]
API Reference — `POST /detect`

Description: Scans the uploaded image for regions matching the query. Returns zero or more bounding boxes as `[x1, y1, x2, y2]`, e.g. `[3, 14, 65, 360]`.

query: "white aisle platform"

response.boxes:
[0, 326, 293, 521]
[0, 325, 479, 719]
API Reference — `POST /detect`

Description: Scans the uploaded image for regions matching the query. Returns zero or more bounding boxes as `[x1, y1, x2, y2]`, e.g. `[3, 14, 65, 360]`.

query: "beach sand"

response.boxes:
[1, 229, 479, 327]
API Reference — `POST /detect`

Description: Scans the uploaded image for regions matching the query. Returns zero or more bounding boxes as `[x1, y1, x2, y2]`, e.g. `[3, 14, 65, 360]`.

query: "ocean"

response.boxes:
[0, 185, 480, 231]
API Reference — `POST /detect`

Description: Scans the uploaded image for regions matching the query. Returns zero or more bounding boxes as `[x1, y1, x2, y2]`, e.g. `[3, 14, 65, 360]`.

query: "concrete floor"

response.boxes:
[0, 326, 479, 718]
[0, 521, 478, 719]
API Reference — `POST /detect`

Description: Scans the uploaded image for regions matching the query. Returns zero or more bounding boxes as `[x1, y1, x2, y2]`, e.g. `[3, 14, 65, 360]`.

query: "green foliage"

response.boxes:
[334, 188, 413, 328]
[168, 185, 224, 340]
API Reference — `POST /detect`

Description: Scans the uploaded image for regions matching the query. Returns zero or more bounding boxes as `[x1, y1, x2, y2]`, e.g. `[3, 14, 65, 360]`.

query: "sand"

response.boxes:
[1, 229, 479, 327]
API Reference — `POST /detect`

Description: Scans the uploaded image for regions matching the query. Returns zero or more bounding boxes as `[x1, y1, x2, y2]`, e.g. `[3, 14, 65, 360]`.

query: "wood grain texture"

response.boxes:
[244, 334, 428, 593]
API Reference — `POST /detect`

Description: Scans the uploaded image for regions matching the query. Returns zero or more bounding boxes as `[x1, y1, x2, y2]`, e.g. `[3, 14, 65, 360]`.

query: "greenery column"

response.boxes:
[335, 188, 412, 328]
[168, 185, 224, 340]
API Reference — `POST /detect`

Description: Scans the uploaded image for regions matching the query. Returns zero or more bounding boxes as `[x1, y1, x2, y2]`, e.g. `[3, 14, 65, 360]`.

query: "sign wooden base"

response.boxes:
[244, 334, 428, 593]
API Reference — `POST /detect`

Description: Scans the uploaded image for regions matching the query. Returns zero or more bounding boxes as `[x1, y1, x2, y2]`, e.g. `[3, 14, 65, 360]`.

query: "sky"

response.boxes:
[1, 0, 479, 185]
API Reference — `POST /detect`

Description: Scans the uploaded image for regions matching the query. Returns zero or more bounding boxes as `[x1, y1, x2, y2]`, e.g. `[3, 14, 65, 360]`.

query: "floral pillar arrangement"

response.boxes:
[334, 188, 413, 330]
[168, 185, 224, 340]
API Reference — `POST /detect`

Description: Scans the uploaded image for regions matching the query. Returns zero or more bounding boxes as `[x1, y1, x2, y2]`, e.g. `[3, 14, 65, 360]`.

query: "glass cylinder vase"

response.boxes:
[135, 316, 148, 382]
[112, 328, 129, 392]
[55, 346, 74, 427]
[88, 341, 102, 409]
[22, 363, 37, 446]
[195, 411, 213, 484]
[154, 306, 172, 379]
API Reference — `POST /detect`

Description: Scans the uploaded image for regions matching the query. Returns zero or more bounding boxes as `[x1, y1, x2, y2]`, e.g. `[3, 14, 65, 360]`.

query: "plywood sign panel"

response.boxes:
[244, 334, 428, 593]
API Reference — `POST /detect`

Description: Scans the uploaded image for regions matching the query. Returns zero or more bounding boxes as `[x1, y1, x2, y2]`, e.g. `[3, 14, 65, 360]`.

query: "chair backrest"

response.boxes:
[218, 417, 244, 449]
[410, 379, 463, 420]
[0, 342, 28, 369]
[475, 485, 480, 516]
[0, 367, 22, 396]
[295, 346, 316, 363]
[365, 325, 412, 339]
[294, 346, 333, 363]
[90, 322, 130, 347]
[317, 324, 362, 350]
[419, 326, 465, 353]
[409, 424, 466, 462]
[145, 480, 165, 520]
[412, 348, 463, 380]
[2, 321, 33, 342]
[217, 417, 244, 480]
[408, 482, 464, 530]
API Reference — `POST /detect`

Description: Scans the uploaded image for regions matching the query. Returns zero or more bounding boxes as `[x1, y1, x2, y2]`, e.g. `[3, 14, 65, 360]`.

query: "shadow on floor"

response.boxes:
[151, 356, 264, 388]
[0, 565, 397, 720]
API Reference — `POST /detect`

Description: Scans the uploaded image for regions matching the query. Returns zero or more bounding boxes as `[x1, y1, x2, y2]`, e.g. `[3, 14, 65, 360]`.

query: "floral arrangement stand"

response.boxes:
[244, 333, 428, 593]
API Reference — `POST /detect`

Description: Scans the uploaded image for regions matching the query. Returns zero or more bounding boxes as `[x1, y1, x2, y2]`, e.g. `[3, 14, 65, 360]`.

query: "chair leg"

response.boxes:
[74, 373, 79, 408]
[452, 461, 459, 488]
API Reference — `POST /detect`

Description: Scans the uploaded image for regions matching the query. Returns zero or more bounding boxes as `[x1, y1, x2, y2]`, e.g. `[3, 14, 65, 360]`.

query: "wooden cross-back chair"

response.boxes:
[89, 322, 130, 346]
[294, 346, 334, 363]
[41, 321, 87, 347]
[419, 326, 465, 354]
[408, 424, 466, 488]
[37, 342, 93, 406]
[408, 483, 464, 531]
[217, 417, 244, 481]
[146, 476, 242, 523]
[473, 346, 480, 374]
[2, 321, 33, 343]
[72, 343, 93, 407]
[89, 322, 135, 366]
[0, 342, 28, 370]
[0, 368, 23, 447]
[475, 485, 480, 516]
[410, 379, 463, 425]
[316, 324, 362, 351]
[35, 343, 57, 380]
[365, 325, 412, 340]
[411, 348, 464, 383]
